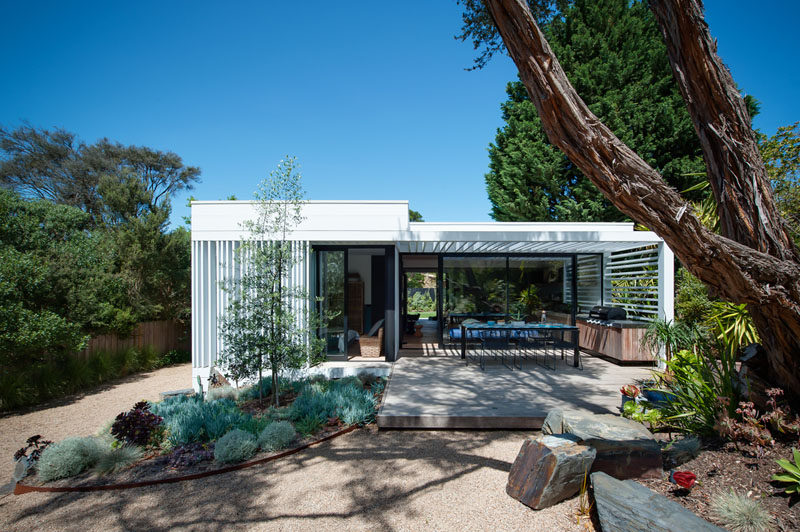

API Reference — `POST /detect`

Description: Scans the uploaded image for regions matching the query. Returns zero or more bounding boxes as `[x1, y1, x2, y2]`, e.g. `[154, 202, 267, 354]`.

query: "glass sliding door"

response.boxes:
[508, 257, 572, 323]
[317, 250, 347, 357]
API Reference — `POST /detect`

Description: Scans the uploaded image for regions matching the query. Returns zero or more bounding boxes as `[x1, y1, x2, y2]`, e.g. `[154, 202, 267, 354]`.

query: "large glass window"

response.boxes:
[508, 257, 572, 322]
[442, 255, 575, 325]
[443, 257, 506, 316]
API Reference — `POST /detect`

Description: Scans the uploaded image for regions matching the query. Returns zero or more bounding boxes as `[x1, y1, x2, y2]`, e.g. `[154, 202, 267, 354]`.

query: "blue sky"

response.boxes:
[1, 1, 797, 227]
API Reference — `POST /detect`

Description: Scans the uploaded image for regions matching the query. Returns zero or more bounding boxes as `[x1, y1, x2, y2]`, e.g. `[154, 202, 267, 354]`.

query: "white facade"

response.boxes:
[191, 200, 674, 387]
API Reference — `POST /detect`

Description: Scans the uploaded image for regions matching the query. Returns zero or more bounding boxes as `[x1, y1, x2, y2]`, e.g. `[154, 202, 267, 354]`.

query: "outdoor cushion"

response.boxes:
[366, 318, 385, 337]
[449, 328, 480, 340]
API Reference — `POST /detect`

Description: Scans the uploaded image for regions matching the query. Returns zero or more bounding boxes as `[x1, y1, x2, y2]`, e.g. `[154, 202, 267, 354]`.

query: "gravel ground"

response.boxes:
[0, 364, 588, 531]
[0, 429, 586, 532]
[0, 364, 192, 482]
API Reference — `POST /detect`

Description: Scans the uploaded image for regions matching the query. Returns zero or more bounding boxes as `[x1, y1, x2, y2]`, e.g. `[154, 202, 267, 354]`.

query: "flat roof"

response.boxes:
[190, 200, 663, 254]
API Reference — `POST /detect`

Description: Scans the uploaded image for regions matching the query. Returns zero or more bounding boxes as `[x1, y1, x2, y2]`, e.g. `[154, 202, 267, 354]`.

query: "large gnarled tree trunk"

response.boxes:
[482, 0, 800, 398]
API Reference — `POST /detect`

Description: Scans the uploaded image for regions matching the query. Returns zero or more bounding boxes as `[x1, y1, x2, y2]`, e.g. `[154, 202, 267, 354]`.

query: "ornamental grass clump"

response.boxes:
[36, 437, 105, 482]
[710, 490, 773, 532]
[294, 415, 324, 436]
[214, 429, 258, 463]
[289, 378, 377, 427]
[152, 395, 258, 446]
[92, 445, 142, 475]
[258, 421, 296, 451]
[206, 385, 238, 402]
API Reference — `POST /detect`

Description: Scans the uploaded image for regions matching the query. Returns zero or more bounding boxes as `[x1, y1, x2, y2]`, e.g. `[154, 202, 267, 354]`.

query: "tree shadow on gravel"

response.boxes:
[0, 364, 191, 420]
[2, 429, 525, 531]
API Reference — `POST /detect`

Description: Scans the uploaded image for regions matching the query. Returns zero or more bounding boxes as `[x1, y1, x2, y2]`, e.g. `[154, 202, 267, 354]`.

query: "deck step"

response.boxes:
[377, 414, 543, 430]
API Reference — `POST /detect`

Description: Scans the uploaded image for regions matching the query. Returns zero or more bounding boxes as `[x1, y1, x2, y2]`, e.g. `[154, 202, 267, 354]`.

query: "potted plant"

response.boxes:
[620, 384, 641, 409]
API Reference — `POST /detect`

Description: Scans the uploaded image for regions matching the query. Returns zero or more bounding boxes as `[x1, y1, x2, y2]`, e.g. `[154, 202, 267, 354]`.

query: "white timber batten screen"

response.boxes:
[191, 239, 310, 384]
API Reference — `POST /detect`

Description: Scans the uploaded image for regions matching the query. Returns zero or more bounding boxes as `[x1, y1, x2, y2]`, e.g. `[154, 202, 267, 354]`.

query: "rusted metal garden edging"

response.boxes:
[14, 425, 358, 495]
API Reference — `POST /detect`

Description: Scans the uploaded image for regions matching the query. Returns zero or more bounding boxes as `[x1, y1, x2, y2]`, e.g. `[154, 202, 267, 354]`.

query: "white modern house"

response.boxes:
[191, 200, 674, 388]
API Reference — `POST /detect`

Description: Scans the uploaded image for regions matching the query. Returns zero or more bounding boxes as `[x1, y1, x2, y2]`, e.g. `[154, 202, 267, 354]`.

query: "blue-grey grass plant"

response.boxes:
[257, 421, 297, 451]
[214, 429, 258, 463]
[36, 436, 105, 481]
[710, 490, 773, 532]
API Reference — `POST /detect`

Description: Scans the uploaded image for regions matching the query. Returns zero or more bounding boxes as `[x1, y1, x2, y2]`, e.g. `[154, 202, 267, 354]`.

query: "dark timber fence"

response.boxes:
[78, 320, 190, 359]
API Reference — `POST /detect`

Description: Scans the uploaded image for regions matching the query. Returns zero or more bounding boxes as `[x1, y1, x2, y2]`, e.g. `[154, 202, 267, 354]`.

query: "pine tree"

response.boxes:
[486, 0, 704, 221]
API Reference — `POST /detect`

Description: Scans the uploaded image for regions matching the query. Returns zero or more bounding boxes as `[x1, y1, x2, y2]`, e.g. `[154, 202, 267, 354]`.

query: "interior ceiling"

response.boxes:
[402, 254, 438, 270]
[348, 248, 386, 256]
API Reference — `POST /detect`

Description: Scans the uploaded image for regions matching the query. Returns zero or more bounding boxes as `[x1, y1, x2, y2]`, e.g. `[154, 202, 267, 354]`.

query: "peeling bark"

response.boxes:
[482, 0, 800, 398]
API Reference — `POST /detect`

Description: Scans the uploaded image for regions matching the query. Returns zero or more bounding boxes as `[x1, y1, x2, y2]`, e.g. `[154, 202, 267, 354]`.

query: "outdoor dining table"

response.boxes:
[460, 322, 581, 368]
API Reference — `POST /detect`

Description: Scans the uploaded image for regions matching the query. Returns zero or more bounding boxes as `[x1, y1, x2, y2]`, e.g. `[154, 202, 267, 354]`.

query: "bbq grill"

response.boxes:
[576, 305, 651, 363]
[578, 305, 645, 329]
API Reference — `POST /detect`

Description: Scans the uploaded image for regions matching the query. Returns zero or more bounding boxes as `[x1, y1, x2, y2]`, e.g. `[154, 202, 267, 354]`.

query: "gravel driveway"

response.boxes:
[0, 364, 192, 482]
[0, 364, 585, 531]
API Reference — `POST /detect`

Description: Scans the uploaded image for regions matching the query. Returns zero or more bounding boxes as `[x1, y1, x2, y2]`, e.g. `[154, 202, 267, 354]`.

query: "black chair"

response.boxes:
[518, 329, 557, 371]
[479, 329, 510, 370]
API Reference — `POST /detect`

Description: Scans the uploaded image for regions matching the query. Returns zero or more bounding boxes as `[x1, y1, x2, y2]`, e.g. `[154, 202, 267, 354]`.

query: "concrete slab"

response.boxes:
[377, 354, 652, 429]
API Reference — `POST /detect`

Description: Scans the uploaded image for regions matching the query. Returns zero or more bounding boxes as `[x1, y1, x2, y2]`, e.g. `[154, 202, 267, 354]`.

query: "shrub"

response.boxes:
[160, 349, 191, 365]
[111, 401, 164, 446]
[36, 437, 105, 481]
[258, 421, 296, 451]
[294, 415, 324, 436]
[214, 429, 258, 463]
[93, 445, 142, 475]
[206, 385, 238, 402]
[710, 490, 773, 532]
[658, 348, 739, 434]
[675, 268, 714, 327]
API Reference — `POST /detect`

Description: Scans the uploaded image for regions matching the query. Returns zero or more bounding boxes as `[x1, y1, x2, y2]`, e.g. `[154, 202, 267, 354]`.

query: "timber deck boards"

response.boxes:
[377, 354, 652, 430]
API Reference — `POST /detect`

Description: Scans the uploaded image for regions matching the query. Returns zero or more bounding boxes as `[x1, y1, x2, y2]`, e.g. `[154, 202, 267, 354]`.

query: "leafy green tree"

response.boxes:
[760, 122, 800, 243]
[409, 208, 424, 222]
[0, 190, 94, 397]
[0, 124, 196, 326]
[0, 124, 200, 226]
[218, 157, 324, 406]
[485, 0, 705, 221]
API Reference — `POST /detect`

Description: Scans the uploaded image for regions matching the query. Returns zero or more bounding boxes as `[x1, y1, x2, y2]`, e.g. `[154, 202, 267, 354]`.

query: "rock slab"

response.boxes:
[542, 409, 662, 479]
[591, 471, 724, 532]
[662, 436, 701, 468]
[507, 433, 596, 510]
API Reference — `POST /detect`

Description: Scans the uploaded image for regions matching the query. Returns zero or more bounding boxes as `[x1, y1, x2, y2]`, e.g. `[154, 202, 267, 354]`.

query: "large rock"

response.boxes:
[591, 472, 724, 532]
[542, 409, 662, 479]
[506, 433, 596, 510]
[662, 436, 701, 469]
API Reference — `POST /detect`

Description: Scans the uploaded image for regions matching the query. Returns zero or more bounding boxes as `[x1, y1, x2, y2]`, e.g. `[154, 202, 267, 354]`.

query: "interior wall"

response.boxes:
[348, 253, 372, 305]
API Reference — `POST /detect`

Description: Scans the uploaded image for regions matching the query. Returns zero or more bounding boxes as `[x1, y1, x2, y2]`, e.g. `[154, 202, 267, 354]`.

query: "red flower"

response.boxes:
[620, 384, 641, 398]
[669, 470, 696, 489]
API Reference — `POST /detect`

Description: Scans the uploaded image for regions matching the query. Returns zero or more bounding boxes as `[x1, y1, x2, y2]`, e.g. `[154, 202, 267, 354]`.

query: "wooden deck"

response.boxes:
[377, 351, 653, 430]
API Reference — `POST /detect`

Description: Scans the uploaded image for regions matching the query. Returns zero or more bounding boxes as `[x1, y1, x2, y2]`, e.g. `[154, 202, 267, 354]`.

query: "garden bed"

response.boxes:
[14, 375, 386, 491]
[640, 438, 800, 530]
